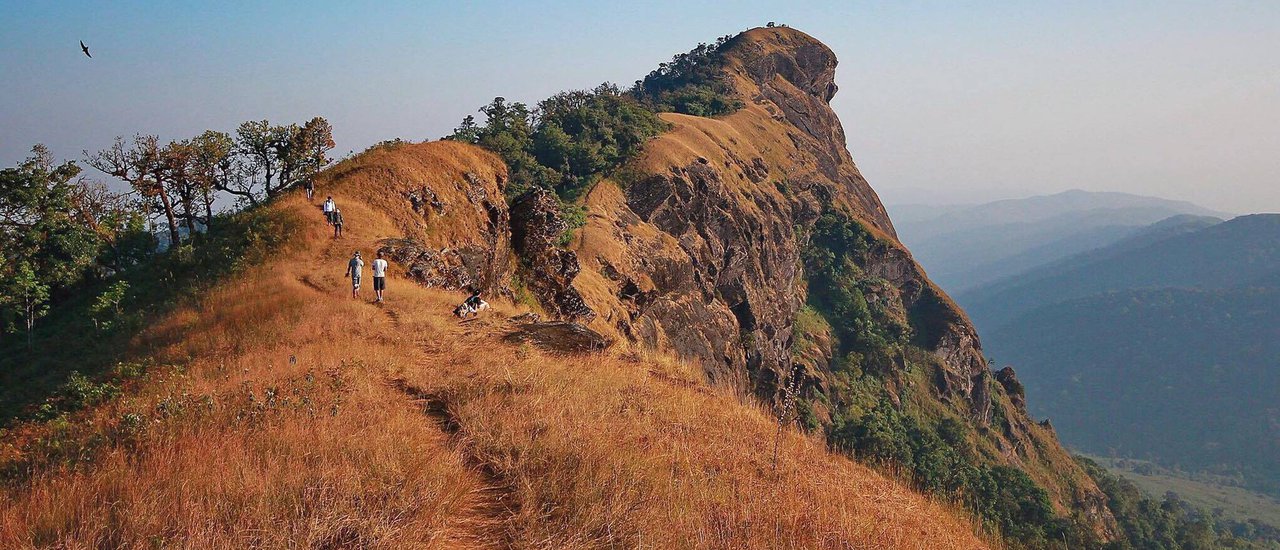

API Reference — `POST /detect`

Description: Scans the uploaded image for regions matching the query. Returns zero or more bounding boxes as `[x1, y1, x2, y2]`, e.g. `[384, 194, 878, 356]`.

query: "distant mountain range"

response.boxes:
[959, 213, 1280, 496]
[890, 190, 1231, 293]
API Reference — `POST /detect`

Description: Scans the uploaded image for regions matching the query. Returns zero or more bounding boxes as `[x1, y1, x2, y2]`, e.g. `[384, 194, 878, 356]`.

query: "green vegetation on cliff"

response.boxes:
[798, 212, 1082, 546]
[445, 37, 744, 206]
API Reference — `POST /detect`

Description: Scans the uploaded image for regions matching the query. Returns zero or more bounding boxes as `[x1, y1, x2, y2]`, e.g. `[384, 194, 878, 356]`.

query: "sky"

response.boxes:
[2, 1, 1277, 213]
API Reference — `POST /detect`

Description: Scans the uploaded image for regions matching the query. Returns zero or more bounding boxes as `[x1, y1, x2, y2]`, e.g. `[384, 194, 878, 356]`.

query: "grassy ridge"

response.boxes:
[0, 142, 990, 549]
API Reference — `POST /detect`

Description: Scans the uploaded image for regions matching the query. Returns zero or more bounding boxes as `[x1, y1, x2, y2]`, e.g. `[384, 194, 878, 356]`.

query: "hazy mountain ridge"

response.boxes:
[966, 213, 1280, 500]
[964, 214, 1280, 329]
[891, 190, 1230, 292]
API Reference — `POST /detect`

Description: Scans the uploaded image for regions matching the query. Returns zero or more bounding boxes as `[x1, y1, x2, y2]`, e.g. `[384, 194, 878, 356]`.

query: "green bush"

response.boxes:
[630, 35, 744, 117]
[801, 213, 909, 357]
[447, 85, 668, 204]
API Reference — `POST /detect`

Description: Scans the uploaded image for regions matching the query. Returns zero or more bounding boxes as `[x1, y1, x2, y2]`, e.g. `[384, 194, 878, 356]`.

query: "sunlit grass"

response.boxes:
[0, 142, 989, 549]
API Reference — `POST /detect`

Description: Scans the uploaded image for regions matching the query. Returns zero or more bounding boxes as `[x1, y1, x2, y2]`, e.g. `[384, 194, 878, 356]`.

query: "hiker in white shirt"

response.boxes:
[372, 251, 389, 303]
[322, 197, 336, 225]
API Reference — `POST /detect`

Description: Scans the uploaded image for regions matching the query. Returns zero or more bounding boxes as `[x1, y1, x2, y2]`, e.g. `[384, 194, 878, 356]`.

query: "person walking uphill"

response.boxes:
[323, 196, 336, 225]
[345, 251, 364, 298]
[371, 251, 388, 303]
[333, 209, 344, 238]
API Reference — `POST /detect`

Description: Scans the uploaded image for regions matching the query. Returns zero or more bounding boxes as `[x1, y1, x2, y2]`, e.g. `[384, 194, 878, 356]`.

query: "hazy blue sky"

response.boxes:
[2, 1, 1276, 212]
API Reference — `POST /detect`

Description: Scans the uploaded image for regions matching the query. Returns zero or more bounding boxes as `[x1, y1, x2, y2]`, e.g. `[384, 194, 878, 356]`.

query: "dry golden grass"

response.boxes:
[0, 142, 989, 549]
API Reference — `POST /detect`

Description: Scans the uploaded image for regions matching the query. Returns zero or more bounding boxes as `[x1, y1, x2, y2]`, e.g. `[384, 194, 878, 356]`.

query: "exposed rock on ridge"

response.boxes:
[510, 189, 596, 322]
[566, 26, 1115, 537]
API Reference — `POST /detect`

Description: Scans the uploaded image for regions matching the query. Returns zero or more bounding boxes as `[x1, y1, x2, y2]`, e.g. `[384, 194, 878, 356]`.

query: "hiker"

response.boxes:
[371, 251, 388, 303]
[304, 179, 315, 201]
[345, 251, 364, 298]
[322, 196, 336, 225]
[333, 209, 344, 238]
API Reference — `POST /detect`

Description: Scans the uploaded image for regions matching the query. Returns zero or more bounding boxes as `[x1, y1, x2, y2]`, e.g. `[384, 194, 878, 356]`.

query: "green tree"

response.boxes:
[631, 35, 744, 117]
[232, 117, 334, 202]
[66, 179, 153, 274]
[448, 89, 666, 202]
[235, 120, 283, 200]
[189, 130, 241, 214]
[0, 146, 101, 344]
[291, 116, 336, 188]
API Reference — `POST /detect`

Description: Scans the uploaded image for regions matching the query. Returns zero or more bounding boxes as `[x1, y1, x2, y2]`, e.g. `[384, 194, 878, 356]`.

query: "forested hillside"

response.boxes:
[967, 214, 1280, 502]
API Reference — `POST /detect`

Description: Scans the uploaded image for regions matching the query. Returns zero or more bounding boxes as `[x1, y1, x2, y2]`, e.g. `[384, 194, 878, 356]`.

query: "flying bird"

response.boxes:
[80, 40, 91, 58]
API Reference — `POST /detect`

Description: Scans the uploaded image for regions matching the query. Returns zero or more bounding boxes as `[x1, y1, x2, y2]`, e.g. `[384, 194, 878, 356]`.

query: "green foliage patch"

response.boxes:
[447, 84, 669, 204]
[630, 35, 744, 117]
[0, 206, 296, 426]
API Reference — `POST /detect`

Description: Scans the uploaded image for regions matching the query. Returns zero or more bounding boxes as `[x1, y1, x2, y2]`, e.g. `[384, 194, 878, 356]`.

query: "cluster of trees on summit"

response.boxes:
[445, 35, 742, 206]
[0, 117, 334, 344]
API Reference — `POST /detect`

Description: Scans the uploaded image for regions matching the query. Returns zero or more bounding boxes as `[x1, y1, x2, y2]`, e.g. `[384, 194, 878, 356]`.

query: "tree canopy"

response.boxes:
[447, 85, 668, 202]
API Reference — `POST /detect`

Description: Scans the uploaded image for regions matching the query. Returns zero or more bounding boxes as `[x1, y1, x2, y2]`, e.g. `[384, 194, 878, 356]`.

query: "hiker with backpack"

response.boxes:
[333, 209, 344, 238]
[323, 197, 336, 225]
[304, 179, 315, 201]
[345, 251, 364, 299]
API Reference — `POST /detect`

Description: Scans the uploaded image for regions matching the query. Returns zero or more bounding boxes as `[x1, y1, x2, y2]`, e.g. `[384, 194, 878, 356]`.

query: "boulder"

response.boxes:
[504, 321, 611, 353]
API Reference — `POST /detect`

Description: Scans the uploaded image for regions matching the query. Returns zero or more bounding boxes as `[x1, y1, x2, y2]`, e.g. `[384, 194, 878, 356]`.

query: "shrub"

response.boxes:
[630, 35, 744, 117]
[448, 85, 668, 204]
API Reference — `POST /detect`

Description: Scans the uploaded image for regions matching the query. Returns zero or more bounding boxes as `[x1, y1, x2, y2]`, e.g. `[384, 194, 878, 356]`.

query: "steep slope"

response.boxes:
[890, 190, 1227, 293]
[551, 27, 1115, 541]
[0, 142, 988, 548]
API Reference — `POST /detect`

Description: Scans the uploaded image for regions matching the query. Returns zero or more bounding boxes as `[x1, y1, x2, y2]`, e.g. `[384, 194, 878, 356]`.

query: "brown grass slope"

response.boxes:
[1, 142, 988, 549]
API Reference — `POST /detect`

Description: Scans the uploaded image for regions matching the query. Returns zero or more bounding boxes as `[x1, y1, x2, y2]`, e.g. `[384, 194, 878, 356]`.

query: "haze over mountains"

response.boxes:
[890, 190, 1230, 293]
[949, 208, 1280, 500]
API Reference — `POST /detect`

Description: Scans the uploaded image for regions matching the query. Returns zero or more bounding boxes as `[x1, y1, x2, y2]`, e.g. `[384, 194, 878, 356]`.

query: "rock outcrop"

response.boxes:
[333, 141, 513, 294]
[995, 366, 1027, 411]
[504, 320, 611, 353]
[564, 26, 1115, 538]
[510, 189, 596, 321]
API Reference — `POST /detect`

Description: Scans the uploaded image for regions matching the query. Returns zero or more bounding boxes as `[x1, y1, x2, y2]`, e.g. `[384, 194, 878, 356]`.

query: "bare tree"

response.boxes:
[87, 135, 181, 246]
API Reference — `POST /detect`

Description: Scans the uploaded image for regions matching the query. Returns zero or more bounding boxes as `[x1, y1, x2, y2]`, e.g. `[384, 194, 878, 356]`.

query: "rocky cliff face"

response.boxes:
[509, 189, 596, 321]
[566, 27, 1115, 537]
[574, 27, 992, 415]
[373, 28, 1115, 539]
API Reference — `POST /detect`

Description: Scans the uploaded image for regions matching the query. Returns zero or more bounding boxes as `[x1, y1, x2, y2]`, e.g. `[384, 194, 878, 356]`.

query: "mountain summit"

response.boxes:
[3, 26, 1161, 548]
